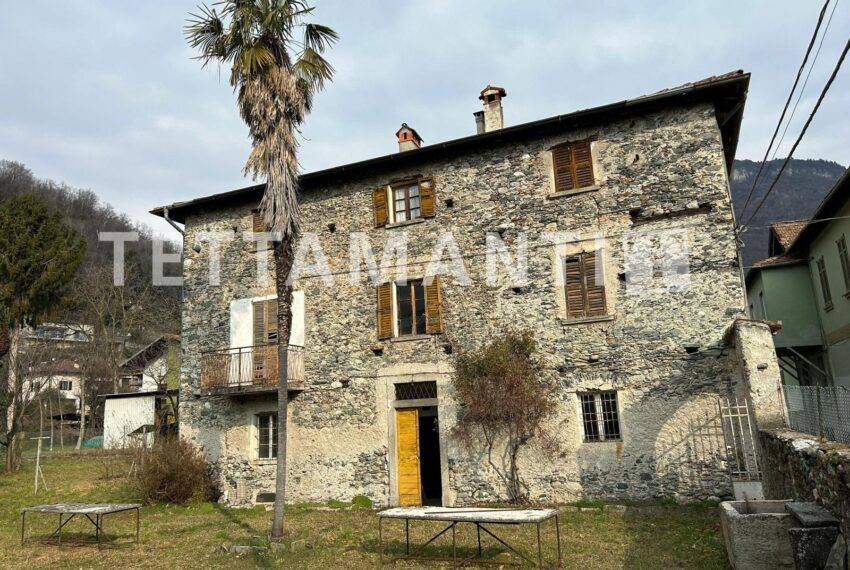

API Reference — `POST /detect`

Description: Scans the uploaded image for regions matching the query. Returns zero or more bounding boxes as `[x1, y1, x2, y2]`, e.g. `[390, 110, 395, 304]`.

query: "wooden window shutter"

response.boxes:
[252, 210, 265, 233]
[253, 301, 266, 346]
[564, 257, 586, 319]
[376, 283, 393, 339]
[584, 251, 607, 317]
[565, 251, 606, 319]
[424, 276, 444, 334]
[553, 140, 594, 192]
[373, 187, 389, 227]
[419, 177, 436, 218]
[253, 300, 278, 345]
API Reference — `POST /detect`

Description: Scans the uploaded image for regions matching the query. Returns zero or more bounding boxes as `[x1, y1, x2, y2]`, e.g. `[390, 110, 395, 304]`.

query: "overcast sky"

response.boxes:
[1, 0, 848, 237]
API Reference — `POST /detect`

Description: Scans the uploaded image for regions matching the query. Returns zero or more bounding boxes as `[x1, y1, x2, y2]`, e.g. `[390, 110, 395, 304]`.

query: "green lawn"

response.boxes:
[0, 455, 730, 569]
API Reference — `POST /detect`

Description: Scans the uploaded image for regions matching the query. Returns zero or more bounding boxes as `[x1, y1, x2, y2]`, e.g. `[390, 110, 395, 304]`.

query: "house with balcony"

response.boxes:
[152, 71, 779, 508]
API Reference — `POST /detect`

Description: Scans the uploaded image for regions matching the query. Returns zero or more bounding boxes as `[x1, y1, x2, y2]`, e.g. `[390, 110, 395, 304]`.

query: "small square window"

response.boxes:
[58, 380, 73, 391]
[579, 392, 621, 442]
[392, 184, 421, 223]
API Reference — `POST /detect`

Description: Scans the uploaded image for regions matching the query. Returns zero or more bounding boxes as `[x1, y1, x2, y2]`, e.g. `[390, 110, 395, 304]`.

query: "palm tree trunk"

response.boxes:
[271, 238, 296, 539]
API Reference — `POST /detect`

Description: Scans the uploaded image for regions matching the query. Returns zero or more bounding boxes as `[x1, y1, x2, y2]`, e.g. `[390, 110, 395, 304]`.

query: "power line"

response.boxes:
[770, 0, 840, 162]
[737, 0, 833, 223]
[738, 35, 850, 231]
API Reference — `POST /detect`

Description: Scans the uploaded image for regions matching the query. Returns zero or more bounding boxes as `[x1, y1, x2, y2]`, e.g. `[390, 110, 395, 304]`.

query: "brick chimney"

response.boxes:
[396, 123, 423, 152]
[478, 85, 506, 132]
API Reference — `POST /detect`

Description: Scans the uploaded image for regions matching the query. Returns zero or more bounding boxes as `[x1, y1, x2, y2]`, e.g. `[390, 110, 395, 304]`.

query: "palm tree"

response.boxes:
[185, 0, 337, 538]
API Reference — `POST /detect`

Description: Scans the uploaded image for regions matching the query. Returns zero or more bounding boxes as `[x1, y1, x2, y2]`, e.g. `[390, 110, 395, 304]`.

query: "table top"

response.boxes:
[22, 503, 142, 515]
[377, 506, 558, 524]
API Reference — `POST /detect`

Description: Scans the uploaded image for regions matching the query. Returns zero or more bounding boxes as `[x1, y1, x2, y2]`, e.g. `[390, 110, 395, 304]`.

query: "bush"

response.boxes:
[134, 438, 216, 504]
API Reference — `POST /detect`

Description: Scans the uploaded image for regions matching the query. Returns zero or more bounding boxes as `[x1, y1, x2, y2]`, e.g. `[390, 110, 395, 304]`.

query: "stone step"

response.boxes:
[785, 501, 840, 528]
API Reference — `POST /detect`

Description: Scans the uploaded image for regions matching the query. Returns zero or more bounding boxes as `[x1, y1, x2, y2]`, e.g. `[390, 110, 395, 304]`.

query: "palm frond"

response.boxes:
[303, 23, 338, 52]
[293, 47, 334, 91]
[184, 5, 226, 65]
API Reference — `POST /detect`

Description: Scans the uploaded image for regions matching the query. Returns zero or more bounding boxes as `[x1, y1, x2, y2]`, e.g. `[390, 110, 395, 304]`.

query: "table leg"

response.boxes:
[58, 514, 62, 545]
[96, 514, 101, 548]
[476, 522, 482, 557]
[537, 522, 542, 568]
[405, 518, 409, 555]
[451, 522, 456, 569]
[136, 508, 140, 544]
[555, 514, 562, 568]
[378, 517, 383, 565]
[20, 512, 25, 546]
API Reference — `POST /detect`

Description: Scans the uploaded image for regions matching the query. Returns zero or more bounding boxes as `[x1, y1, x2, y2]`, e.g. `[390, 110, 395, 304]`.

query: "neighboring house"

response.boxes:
[103, 335, 180, 449]
[152, 71, 776, 508]
[19, 323, 92, 413]
[747, 169, 850, 387]
[119, 335, 181, 392]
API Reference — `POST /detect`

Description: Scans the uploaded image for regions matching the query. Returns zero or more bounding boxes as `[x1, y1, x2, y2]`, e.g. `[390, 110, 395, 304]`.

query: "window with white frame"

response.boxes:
[579, 392, 621, 442]
[256, 413, 277, 459]
[58, 380, 73, 391]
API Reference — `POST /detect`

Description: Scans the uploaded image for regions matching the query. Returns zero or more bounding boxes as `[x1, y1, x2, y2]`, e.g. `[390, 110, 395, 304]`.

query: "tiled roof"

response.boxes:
[751, 253, 803, 269]
[771, 220, 807, 251]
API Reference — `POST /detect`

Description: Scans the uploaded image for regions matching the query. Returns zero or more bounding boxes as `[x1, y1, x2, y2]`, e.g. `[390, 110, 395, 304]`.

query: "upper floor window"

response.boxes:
[564, 251, 607, 320]
[816, 257, 833, 311]
[58, 380, 73, 391]
[373, 177, 436, 227]
[579, 391, 621, 442]
[376, 277, 444, 339]
[552, 140, 595, 193]
[837, 235, 850, 293]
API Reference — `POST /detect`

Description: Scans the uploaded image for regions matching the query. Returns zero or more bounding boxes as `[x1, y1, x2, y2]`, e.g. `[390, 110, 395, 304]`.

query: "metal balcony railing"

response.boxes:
[200, 344, 305, 393]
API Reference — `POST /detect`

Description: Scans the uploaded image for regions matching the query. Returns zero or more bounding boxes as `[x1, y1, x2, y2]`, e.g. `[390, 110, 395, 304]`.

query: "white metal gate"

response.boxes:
[718, 396, 761, 482]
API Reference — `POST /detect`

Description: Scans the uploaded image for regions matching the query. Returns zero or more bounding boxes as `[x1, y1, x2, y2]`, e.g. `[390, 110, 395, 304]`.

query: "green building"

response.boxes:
[746, 169, 850, 387]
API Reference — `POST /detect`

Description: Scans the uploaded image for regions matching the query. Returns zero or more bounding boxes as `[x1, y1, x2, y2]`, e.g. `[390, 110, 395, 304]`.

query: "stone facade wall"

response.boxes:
[760, 428, 850, 563]
[179, 102, 751, 507]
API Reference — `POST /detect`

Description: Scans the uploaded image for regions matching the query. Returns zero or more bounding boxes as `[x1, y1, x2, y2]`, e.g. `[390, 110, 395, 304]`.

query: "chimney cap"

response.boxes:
[395, 122, 423, 143]
[479, 85, 507, 102]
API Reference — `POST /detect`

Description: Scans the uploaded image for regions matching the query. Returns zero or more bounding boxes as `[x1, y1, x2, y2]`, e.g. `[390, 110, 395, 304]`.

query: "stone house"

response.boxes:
[152, 70, 779, 508]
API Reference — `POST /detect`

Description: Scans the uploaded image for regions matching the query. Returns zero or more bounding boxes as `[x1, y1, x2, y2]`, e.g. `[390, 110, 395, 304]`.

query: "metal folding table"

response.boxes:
[21, 503, 141, 547]
[377, 506, 561, 568]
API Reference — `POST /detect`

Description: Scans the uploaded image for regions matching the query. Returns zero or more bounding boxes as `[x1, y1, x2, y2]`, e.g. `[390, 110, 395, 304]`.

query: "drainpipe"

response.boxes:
[163, 207, 185, 236]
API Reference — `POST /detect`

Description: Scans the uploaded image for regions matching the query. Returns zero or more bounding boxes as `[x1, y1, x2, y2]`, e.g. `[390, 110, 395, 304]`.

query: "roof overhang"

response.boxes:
[788, 167, 850, 254]
[152, 71, 750, 224]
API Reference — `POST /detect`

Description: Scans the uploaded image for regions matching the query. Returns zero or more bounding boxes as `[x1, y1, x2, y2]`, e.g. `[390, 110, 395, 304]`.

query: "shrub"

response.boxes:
[134, 438, 216, 504]
[351, 495, 373, 509]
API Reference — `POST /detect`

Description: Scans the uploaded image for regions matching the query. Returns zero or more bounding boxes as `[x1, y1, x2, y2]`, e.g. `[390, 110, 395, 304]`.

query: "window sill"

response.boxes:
[386, 218, 425, 229]
[253, 459, 277, 466]
[547, 185, 600, 200]
[582, 439, 622, 444]
[390, 334, 433, 344]
[561, 315, 614, 325]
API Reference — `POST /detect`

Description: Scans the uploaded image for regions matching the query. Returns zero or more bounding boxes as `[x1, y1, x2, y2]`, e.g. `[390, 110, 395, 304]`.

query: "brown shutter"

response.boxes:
[572, 141, 595, 189]
[553, 140, 595, 192]
[552, 146, 575, 192]
[253, 301, 266, 346]
[266, 299, 279, 343]
[424, 276, 444, 334]
[564, 257, 586, 318]
[376, 282, 393, 339]
[373, 187, 388, 227]
[419, 177, 436, 218]
[252, 210, 265, 232]
[584, 251, 607, 317]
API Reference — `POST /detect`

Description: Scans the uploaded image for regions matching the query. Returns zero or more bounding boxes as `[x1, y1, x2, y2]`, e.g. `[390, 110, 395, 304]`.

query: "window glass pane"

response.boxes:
[395, 206, 407, 222]
[580, 394, 599, 441]
[410, 207, 421, 220]
[413, 280, 426, 333]
[409, 186, 419, 198]
[396, 283, 413, 335]
[600, 392, 620, 440]
[393, 188, 407, 201]
[409, 196, 420, 209]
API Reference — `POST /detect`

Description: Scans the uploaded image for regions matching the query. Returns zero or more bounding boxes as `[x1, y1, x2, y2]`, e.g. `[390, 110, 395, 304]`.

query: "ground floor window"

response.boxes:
[256, 413, 278, 459]
[579, 391, 621, 442]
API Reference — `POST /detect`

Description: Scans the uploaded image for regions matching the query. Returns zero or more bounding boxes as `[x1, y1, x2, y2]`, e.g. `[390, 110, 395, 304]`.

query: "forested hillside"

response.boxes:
[0, 160, 181, 336]
[730, 158, 846, 268]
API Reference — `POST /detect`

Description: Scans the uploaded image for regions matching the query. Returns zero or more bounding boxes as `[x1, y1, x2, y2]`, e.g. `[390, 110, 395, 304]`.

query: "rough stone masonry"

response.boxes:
[165, 73, 773, 508]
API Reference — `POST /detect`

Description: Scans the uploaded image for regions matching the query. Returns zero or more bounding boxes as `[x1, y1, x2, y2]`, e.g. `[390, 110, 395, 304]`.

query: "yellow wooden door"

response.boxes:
[396, 408, 422, 506]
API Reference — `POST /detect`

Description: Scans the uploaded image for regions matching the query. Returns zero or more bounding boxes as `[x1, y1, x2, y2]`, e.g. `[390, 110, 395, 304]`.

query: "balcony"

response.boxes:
[200, 344, 305, 396]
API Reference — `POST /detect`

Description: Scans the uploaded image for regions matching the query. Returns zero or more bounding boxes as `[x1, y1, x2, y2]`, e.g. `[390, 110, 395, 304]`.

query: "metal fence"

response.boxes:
[783, 384, 850, 443]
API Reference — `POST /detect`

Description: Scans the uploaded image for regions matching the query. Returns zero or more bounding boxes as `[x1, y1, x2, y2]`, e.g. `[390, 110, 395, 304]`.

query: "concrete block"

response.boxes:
[720, 500, 795, 570]
[789, 526, 840, 570]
